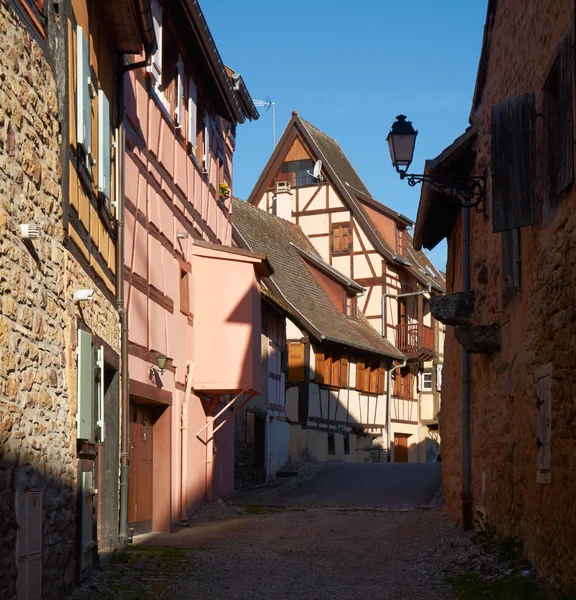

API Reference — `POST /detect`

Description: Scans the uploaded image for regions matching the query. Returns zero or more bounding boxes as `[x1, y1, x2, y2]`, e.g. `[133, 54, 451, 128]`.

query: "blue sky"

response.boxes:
[202, 1, 488, 272]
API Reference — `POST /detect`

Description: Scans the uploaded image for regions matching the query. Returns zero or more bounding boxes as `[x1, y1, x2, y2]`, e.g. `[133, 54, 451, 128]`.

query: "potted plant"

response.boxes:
[219, 183, 230, 201]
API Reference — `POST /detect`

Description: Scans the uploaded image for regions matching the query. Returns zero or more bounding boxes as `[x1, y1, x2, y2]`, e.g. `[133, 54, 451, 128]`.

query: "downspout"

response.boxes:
[180, 361, 195, 523]
[461, 203, 473, 530]
[118, 55, 152, 545]
[386, 359, 407, 462]
[381, 284, 432, 337]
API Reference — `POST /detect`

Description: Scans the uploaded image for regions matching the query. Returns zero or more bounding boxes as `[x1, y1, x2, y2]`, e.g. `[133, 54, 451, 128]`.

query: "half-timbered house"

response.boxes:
[246, 113, 446, 462]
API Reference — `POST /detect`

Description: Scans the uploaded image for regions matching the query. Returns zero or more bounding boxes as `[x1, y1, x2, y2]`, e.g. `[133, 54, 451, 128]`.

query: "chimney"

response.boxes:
[272, 182, 292, 220]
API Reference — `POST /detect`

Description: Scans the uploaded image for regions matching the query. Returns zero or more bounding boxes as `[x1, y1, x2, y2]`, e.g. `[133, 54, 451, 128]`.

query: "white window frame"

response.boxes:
[149, 0, 162, 91]
[422, 372, 433, 392]
[97, 90, 111, 206]
[187, 77, 197, 152]
[76, 25, 92, 163]
[174, 55, 184, 127]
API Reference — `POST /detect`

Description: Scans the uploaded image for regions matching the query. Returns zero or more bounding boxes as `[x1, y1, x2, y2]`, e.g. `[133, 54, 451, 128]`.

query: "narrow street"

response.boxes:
[71, 464, 501, 600]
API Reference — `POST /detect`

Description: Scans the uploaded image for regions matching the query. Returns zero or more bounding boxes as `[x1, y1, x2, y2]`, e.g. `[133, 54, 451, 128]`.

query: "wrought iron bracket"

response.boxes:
[398, 170, 487, 214]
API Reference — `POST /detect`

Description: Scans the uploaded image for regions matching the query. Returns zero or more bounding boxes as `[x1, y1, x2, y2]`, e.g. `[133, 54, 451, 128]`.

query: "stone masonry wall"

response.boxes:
[441, 0, 576, 587]
[0, 2, 119, 598]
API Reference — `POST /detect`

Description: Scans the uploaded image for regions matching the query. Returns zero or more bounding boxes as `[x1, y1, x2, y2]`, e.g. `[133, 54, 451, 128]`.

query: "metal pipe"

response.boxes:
[117, 56, 130, 545]
[386, 359, 407, 462]
[461, 205, 473, 530]
[180, 361, 195, 523]
[381, 284, 432, 337]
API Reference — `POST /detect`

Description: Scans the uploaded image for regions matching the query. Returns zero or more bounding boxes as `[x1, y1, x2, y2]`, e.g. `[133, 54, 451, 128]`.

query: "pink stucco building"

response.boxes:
[123, 0, 263, 534]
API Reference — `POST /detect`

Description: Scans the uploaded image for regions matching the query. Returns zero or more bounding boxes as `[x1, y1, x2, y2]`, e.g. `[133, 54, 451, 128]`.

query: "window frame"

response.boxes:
[345, 293, 357, 320]
[331, 222, 351, 256]
[421, 371, 433, 392]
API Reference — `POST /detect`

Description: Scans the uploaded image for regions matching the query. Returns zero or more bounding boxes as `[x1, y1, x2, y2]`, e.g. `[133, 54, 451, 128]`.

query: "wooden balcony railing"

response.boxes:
[396, 323, 435, 356]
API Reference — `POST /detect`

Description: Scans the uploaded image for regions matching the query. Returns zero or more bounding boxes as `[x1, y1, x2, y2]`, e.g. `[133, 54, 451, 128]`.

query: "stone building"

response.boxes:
[414, 0, 576, 586]
[0, 0, 152, 597]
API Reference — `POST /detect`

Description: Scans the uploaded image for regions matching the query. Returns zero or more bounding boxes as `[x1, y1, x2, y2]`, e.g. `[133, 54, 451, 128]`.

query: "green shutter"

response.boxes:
[97, 90, 111, 203]
[77, 329, 94, 441]
[76, 26, 92, 160]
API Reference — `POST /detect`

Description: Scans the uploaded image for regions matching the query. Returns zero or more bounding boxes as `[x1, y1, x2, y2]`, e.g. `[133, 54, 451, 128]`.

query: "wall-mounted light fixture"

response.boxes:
[387, 115, 486, 214]
[73, 289, 95, 303]
[20, 224, 40, 240]
[176, 232, 189, 240]
[149, 353, 168, 380]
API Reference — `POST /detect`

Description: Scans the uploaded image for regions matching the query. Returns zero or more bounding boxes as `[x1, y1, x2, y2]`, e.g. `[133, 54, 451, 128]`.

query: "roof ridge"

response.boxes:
[299, 117, 339, 144]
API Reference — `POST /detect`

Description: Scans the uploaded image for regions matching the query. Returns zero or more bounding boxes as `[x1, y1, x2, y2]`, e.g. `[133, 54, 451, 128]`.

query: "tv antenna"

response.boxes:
[253, 97, 276, 148]
[307, 159, 324, 183]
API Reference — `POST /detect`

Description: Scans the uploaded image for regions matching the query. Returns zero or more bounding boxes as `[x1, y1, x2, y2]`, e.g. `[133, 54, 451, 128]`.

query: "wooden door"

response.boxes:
[128, 419, 153, 529]
[394, 434, 409, 463]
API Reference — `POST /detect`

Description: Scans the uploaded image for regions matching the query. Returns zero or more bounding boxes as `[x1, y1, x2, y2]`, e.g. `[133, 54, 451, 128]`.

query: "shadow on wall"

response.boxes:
[390, 436, 441, 463]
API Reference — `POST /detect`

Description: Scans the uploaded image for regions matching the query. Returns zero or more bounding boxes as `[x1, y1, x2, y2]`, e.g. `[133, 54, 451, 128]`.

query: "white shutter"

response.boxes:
[95, 346, 105, 442]
[76, 26, 92, 159]
[175, 55, 184, 126]
[149, 0, 162, 87]
[204, 111, 211, 173]
[97, 90, 111, 203]
[77, 329, 94, 441]
[187, 78, 197, 151]
[436, 364, 443, 392]
[417, 371, 422, 393]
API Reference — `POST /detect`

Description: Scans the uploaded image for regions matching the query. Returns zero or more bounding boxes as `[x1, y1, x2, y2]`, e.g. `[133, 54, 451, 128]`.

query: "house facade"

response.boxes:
[246, 114, 445, 462]
[414, 0, 576, 584]
[0, 0, 153, 597]
[123, 0, 265, 535]
[233, 199, 409, 463]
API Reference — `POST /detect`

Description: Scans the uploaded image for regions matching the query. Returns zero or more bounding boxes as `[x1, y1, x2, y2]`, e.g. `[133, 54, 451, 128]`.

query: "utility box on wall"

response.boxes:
[16, 491, 42, 600]
[189, 242, 270, 394]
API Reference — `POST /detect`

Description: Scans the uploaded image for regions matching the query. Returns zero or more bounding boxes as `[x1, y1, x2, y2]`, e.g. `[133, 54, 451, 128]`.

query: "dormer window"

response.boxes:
[278, 159, 315, 187]
[345, 293, 357, 320]
[396, 227, 407, 256]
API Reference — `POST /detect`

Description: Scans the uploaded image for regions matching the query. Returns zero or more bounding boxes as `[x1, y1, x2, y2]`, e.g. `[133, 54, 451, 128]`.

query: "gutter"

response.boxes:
[134, 0, 157, 57]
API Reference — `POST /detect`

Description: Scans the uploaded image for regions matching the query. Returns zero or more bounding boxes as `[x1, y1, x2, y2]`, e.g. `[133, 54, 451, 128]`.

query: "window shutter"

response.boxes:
[180, 269, 190, 315]
[341, 355, 349, 388]
[341, 227, 349, 253]
[324, 353, 332, 386]
[188, 78, 197, 151]
[76, 26, 91, 158]
[491, 92, 537, 232]
[378, 363, 386, 394]
[175, 56, 184, 126]
[356, 358, 366, 392]
[543, 32, 574, 219]
[348, 224, 353, 251]
[97, 90, 111, 204]
[537, 372, 552, 477]
[409, 371, 414, 398]
[288, 342, 305, 382]
[315, 349, 325, 384]
[393, 371, 400, 396]
[204, 111, 211, 173]
[436, 364, 443, 392]
[331, 354, 341, 387]
[369, 362, 378, 394]
[417, 371, 422, 393]
[95, 346, 105, 442]
[77, 329, 94, 441]
[149, 0, 162, 86]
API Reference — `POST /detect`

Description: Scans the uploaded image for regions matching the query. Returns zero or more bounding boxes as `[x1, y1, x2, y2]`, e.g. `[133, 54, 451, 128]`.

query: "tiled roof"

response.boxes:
[232, 199, 405, 360]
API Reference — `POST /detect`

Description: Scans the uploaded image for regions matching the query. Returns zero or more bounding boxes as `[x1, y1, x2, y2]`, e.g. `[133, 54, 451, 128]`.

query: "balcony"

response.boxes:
[396, 323, 435, 361]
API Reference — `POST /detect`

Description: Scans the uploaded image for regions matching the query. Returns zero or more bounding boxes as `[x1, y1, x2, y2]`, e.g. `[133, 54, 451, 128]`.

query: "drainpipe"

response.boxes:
[381, 284, 432, 337]
[386, 359, 407, 462]
[180, 361, 195, 523]
[118, 55, 152, 545]
[461, 202, 473, 530]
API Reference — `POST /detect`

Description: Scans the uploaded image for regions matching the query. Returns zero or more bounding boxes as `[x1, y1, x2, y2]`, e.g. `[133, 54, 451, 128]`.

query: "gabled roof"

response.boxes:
[247, 112, 445, 293]
[232, 199, 405, 360]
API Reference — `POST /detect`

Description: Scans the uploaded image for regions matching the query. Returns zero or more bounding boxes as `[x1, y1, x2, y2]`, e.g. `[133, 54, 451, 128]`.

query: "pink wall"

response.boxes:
[212, 415, 236, 499]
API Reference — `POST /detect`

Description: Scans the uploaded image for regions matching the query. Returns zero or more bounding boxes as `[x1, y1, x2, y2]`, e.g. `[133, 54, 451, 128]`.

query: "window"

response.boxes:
[396, 227, 407, 256]
[542, 32, 573, 221]
[77, 330, 105, 443]
[180, 268, 190, 316]
[331, 223, 351, 256]
[315, 350, 348, 388]
[393, 367, 413, 399]
[491, 92, 537, 232]
[76, 25, 92, 166]
[204, 111, 211, 174]
[287, 342, 305, 382]
[502, 228, 521, 303]
[328, 433, 336, 456]
[345, 294, 357, 320]
[356, 358, 385, 395]
[97, 90, 111, 208]
[278, 159, 314, 187]
[343, 436, 350, 455]
[174, 55, 184, 126]
[421, 372, 433, 392]
[536, 365, 552, 484]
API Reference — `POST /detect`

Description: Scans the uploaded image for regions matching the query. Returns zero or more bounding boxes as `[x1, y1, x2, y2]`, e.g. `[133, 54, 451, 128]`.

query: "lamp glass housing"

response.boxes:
[387, 115, 418, 172]
[156, 354, 168, 373]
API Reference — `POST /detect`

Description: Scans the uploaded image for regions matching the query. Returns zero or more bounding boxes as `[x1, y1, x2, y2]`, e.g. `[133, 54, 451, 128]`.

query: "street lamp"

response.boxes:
[155, 353, 168, 374]
[387, 115, 486, 214]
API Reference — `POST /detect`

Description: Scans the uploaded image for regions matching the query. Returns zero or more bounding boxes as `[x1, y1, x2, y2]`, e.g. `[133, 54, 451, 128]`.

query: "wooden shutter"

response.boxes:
[543, 32, 574, 219]
[356, 358, 366, 392]
[341, 226, 349, 252]
[315, 349, 325, 384]
[537, 371, 552, 479]
[341, 355, 349, 388]
[491, 92, 537, 232]
[324, 353, 332, 386]
[331, 353, 341, 387]
[408, 370, 414, 398]
[378, 363, 386, 395]
[369, 362, 378, 394]
[180, 269, 190, 315]
[288, 342, 305, 382]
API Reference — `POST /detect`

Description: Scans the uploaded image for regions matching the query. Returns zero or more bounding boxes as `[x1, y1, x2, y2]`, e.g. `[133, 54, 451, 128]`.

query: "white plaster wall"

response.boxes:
[298, 186, 327, 212]
[328, 187, 344, 208]
[286, 319, 304, 341]
[310, 236, 330, 261]
[298, 213, 330, 239]
[268, 416, 290, 476]
[285, 386, 299, 422]
[332, 255, 350, 275]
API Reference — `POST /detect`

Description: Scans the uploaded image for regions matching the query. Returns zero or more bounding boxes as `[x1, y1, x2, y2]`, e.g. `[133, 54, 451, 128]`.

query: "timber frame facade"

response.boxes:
[246, 112, 446, 462]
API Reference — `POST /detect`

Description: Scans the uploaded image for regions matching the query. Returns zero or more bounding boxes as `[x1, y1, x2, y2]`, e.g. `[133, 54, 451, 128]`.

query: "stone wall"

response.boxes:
[440, 0, 576, 587]
[0, 2, 119, 598]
